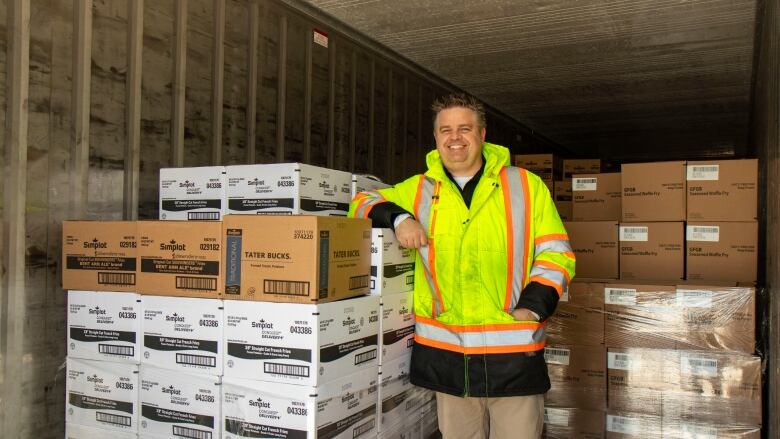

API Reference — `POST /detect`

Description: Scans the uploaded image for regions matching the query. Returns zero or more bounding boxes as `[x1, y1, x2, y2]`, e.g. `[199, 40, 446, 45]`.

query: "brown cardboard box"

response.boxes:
[619, 222, 684, 280]
[563, 159, 602, 178]
[604, 284, 755, 353]
[607, 348, 762, 426]
[686, 221, 758, 283]
[605, 411, 761, 438]
[137, 221, 223, 297]
[223, 215, 371, 303]
[545, 344, 607, 410]
[548, 282, 605, 346]
[62, 221, 137, 292]
[543, 407, 606, 439]
[564, 221, 618, 279]
[686, 159, 758, 221]
[514, 154, 561, 190]
[621, 161, 686, 222]
[572, 173, 622, 221]
[553, 180, 572, 221]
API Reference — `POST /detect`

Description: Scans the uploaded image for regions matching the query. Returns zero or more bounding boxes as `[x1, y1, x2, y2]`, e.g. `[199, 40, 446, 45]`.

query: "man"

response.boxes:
[349, 93, 575, 439]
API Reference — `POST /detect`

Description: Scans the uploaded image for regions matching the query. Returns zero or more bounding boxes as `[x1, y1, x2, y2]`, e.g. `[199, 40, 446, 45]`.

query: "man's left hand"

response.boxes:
[511, 308, 539, 322]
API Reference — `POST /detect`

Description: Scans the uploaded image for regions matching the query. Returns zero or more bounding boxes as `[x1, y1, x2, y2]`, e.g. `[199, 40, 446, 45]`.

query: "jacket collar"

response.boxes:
[425, 142, 511, 181]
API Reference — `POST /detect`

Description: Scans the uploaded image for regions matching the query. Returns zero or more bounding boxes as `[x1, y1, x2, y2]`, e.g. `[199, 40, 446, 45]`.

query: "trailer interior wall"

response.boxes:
[752, 0, 779, 437]
[0, 0, 561, 437]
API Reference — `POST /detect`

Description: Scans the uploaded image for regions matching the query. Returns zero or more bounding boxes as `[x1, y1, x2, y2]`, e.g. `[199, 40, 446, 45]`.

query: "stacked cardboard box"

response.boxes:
[514, 154, 562, 192]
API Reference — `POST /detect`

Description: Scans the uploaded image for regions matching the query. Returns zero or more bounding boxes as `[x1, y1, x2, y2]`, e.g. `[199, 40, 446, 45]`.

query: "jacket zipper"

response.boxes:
[463, 354, 470, 397]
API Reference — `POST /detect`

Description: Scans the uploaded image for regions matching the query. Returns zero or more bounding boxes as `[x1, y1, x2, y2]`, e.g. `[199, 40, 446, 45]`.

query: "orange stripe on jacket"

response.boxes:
[529, 275, 563, 296]
[532, 260, 572, 283]
[534, 233, 569, 246]
[500, 169, 515, 312]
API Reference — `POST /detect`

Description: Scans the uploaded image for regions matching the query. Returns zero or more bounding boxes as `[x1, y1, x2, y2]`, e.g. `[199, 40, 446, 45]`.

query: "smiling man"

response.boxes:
[349, 93, 575, 439]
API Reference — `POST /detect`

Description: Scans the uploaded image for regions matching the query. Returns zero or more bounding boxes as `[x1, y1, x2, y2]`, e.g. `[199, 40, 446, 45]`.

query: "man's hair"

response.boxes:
[431, 93, 487, 130]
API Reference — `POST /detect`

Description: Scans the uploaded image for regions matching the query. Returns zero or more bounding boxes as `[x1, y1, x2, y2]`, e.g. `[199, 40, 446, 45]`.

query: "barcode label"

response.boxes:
[606, 415, 640, 434]
[608, 352, 635, 370]
[544, 347, 571, 365]
[264, 279, 310, 296]
[560, 286, 569, 302]
[355, 349, 377, 365]
[176, 353, 216, 367]
[264, 362, 310, 377]
[605, 287, 637, 305]
[681, 356, 718, 377]
[620, 226, 649, 242]
[687, 165, 719, 181]
[173, 425, 212, 439]
[188, 212, 220, 220]
[176, 276, 217, 291]
[353, 418, 375, 438]
[406, 275, 414, 285]
[98, 272, 136, 286]
[544, 408, 570, 427]
[349, 275, 370, 290]
[96, 411, 131, 427]
[680, 423, 718, 439]
[99, 344, 134, 357]
[687, 225, 720, 242]
[572, 177, 597, 191]
[407, 338, 414, 348]
[676, 289, 713, 308]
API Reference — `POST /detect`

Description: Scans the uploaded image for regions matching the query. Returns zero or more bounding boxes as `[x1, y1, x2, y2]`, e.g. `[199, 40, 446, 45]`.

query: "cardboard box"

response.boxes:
[607, 348, 762, 425]
[137, 220, 224, 297]
[564, 221, 619, 279]
[553, 180, 572, 221]
[621, 161, 686, 222]
[514, 154, 561, 191]
[686, 221, 758, 283]
[378, 354, 429, 430]
[159, 166, 226, 220]
[222, 367, 378, 439]
[371, 228, 415, 296]
[572, 173, 621, 221]
[141, 296, 223, 376]
[563, 159, 602, 178]
[62, 221, 137, 292]
[547, 282, 605, 346]
[223, 215, 371, 303]
[66, 423, 138, 439]
[604, 284, 755, 352]
[222, 295, 380, 386]
[380, 291, 415, 365]
[543, 407, 606, 439]
[686, 159, 758, 221]
[352, 174, 391, 199]
[68, 290, 140, 363]
[605, 411, 761, 439]
[226, 163, 352, 215]
[66, 358, 139, 433]
[619, 222, 684, 280]
[545, 345, 607, 410]
[139, 365, 221, 439]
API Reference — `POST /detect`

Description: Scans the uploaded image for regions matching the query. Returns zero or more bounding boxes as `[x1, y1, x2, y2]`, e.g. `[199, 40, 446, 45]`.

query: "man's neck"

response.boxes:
[448, 158, 483, 177]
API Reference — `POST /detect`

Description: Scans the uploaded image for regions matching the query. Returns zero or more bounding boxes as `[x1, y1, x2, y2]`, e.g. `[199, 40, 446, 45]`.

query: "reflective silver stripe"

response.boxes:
[354, 190, 385, 218]
[415, 321, 546, 348]
[534, 239, 573, 256]
[502, 167, 528, 310]
[530, 265, 569, 291]
[415, 177, 442, 315]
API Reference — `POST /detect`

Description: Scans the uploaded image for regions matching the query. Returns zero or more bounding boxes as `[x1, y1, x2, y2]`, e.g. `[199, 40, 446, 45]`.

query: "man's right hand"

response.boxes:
[395, 218, 428, 249]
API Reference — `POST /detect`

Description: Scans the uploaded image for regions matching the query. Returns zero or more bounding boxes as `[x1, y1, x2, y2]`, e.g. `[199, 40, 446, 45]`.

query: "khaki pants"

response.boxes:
[436, 392, 544, 439]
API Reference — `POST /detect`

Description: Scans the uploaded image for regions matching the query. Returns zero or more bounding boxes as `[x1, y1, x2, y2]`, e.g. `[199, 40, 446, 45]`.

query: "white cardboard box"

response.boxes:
[66, 423, 138, 439]
[159, 166, 226, 221]
[222, 366, 378, 439]
[351, 174, 391, 199]
[139, 365, 221, 439]
[380, 291, 415, 365]
[68, 290, 141, 363]
[371, 229, 416, 296]
[226, 163, 352, 215]
[141, 296, 223, 376]
[66, 358, 139, 433]
[223, 295, 380, 386]
[378, 354, 428, 430]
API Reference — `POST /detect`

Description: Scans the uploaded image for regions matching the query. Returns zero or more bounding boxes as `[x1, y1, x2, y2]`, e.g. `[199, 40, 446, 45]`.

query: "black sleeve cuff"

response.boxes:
[367, 201, 412, 229]
[516, 281, 560, 321]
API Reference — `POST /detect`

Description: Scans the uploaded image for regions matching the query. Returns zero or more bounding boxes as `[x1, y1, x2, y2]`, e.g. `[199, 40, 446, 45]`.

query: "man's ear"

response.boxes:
[480, 127, 486, 142]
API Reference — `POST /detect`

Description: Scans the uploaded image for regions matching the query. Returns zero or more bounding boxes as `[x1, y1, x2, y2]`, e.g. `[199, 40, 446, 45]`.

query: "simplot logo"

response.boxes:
[399, 306, 409, 315]
[179, 180, 196, 188]
[88, 306, 107, 315]
[251, 319, 273, 330]
[247, 178, 264, 186]
[162, 385, 181, 396]
[342, 317, 356, 327]
[165, 313, 185, 323]
[83, 238, 108, 250]
[87, 374, 104, 384]
[249, 397, 271, 409]
[160, 239, 186, 253]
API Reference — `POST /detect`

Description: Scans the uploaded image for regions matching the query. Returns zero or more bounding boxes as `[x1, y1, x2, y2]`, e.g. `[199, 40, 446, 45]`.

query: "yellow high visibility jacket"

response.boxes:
[350, 142, 575, 396]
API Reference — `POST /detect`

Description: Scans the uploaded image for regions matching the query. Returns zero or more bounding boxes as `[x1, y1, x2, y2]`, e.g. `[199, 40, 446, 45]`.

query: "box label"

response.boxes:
[680, 423, 718, 439]
[619, 226, 649, 242]
[572, 177, 597, 191]
[676, 289, 713, 308]
[605, 287, 637, 305]
[686, 225, 720, 242]
[543, 347, 570, 365]
[225, 229, 243, 295]
[680, 356, 718, 377]
[543, 408, 570, 427]
[687, 165, 719, 181]
[560, 286, 569, 302]
[607, 352, 635, 370]
[606, 415, 640, 434]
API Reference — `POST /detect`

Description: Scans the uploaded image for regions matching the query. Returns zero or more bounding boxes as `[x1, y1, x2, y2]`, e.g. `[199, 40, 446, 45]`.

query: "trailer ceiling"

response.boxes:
[305, 0, 758, 161]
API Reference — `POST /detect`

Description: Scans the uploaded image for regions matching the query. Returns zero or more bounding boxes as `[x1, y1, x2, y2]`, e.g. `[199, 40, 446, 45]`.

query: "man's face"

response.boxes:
[434, 107, 486, 177]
